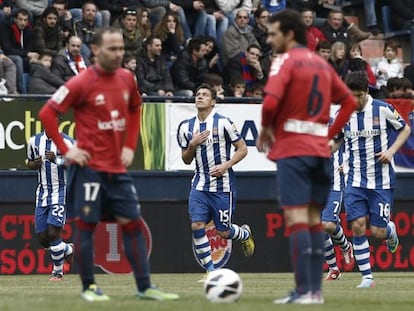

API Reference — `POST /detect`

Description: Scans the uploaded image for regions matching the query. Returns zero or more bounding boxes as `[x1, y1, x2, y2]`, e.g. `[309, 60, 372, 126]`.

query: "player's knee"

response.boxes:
[47, 225, 62, 242]
[322, 221, 336, 234]
[191, 222, 205, 231]
[36, 232, 49, 248]
[121, 218, 144, 233]
[351, 219, 366, 236]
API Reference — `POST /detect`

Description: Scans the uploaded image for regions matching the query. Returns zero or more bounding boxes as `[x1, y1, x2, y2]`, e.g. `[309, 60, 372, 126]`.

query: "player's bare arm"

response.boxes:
[210, 139, 247, 177]
[121, 147, 135, 168]
[181, 130, 210, 164]
[329, 138, 343, 154]
[256, 127, 274, 153]
[65, 146, 91, 167]
[375, 124, 411, 163]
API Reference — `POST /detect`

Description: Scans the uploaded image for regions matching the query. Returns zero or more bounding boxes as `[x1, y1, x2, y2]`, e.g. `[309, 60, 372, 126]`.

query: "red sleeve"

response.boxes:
[125, 73, 142, 150]
[261, 94, 280, 127]
[328, 94, 357, 139]
[38, 104, 70, 154]
[125, 106, 141, 150]
[365, 63, 377, 86]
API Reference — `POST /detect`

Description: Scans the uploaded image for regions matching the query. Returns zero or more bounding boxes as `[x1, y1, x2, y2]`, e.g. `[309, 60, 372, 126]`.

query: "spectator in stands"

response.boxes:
[122, 51, 137, 72]
[51, 35, 88, 81]
[214, 0, 252, 28]
[203, 72, 224, 99]
[0, 8, 38, 94]
[386, 77, 404, 99]
[404, 63, 414, 87]
[222, 8, 260, 65]
[348, 42, 376, 88]
[137, 8, 152, 40]
[249, 81, 264, 98]
[202, 36, 221, 75]
[29, 51, 64, 94]
[253, 8, 270, 56]
[315, 40, 331, 61]
[328, 40, 349, 80]
[153, 12, 185, 65]
[73, 1, 99, 61]
[301, 8, 326, 51]
[400, 77, 414, 98]
[51, 0, 74, 42]
[171, 37, 208, 97]
[68, 0, 111, 28]
[203, 0, 229, 46]
[375, 40, 404, 90]
[320, 9, 370, 45]
[15, 0, 49, 24]
[141, 0, 182, 27]
[225, 75, 246, 97]
[175, 0, 209, 40]
[224, 44, 266, 90]
[0, 0, 15, 25]
[389, 0, 414, 31]
[33, 7, 63, 56]
[92, 0, 137, 25]
[0, 46, 17, 95]
[113, 8, 145, 57]
[136, 35, 174, 96]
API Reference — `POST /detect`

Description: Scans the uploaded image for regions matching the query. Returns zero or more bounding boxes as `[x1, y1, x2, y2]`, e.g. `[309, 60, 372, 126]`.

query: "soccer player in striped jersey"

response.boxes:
[322, 140, 355, 281]
[27, 130, 75, 281]
[177, 84, 255, 280]
[336, 71, 410, 288]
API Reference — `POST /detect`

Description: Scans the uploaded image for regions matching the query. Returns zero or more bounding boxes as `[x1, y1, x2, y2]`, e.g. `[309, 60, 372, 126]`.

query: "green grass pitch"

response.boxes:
[1, 272, 414, 311]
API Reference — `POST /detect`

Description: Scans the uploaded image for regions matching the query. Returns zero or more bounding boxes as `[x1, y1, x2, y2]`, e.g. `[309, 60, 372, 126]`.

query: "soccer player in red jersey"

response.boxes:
[256, 9, 357, 304]
[38, 27, 179, 302]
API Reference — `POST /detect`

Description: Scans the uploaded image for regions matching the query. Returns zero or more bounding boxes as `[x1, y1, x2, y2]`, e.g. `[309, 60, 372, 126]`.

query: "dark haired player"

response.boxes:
[256, 9, 357, 304]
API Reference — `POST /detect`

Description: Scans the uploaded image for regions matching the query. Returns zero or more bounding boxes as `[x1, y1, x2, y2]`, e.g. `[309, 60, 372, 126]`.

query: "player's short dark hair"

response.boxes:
[345, 71, 368, 91]
[91, 27, 122, 46]
[268, 9, 307, 46]
[195, 83, 217, 100]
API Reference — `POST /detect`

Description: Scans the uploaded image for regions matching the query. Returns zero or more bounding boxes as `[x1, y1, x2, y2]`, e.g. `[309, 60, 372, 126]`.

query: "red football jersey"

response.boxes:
[263, 47, 351, 161]
[47, 66, 142, 173]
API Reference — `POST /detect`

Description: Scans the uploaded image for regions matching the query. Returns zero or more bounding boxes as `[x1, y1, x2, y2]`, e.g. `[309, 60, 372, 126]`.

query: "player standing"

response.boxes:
[177, 84, 255, 280]
[256, 9, 357, 304]
[38, 27, 178, 301]
[322, 136, 354, 280]
[27, 130, 75, 281]
[336, 71, 410, 288]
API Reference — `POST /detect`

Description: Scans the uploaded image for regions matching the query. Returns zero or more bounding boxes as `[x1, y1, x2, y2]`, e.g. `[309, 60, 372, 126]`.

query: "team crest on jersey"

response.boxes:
[52, 85, 69, 104]
[123, 91, 130, 104]
[95, 94, 105, 105]
[192, 220, 232, 269]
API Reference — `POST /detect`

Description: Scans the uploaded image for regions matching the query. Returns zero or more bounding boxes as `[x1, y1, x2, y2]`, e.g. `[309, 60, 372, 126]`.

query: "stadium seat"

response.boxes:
[381, 5, 411, 39]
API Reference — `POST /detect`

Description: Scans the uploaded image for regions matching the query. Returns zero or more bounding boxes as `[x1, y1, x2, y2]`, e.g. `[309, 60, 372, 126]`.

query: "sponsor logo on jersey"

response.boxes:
[192, 220, 232, 269]
[345, 129, 381, 138]
[97, 118, 126, 131]
[95, 94, 105, 105]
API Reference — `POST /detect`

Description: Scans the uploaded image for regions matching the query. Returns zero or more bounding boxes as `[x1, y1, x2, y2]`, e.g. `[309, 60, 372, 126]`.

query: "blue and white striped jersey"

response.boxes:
[177, 112, 242, 192]
[330, 106, 347, 191]
[27, 132, 75, 207]
[343, 95, 405, 189]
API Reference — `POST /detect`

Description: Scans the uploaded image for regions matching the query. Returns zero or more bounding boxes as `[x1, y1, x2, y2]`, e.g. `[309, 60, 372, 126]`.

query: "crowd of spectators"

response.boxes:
[0, 0, 412, 100]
